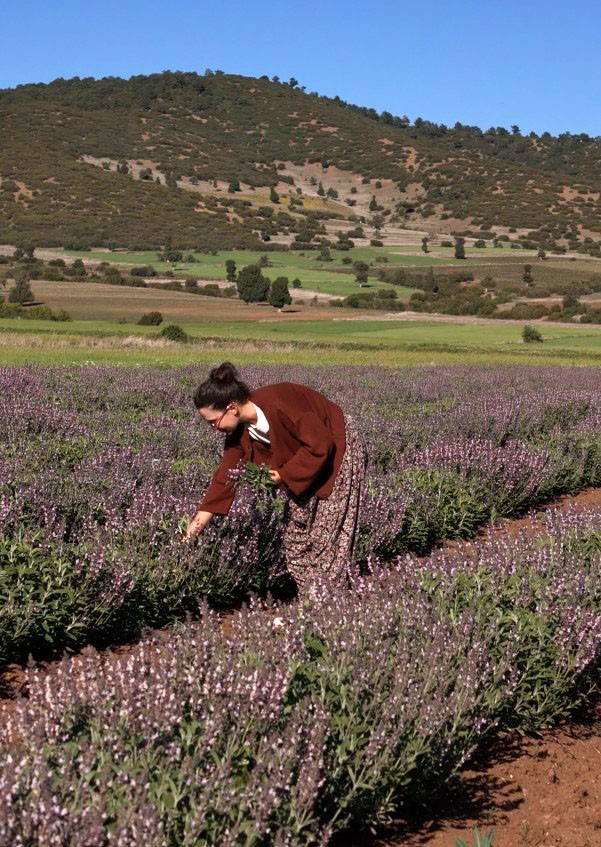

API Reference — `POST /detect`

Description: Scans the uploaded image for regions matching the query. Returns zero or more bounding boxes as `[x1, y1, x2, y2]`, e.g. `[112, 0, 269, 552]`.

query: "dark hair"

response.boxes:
[193, 361, 251, 409]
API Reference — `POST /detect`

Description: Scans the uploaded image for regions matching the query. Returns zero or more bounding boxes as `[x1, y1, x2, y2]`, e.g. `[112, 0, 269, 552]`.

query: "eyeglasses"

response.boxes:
[206, 404, 233, 429]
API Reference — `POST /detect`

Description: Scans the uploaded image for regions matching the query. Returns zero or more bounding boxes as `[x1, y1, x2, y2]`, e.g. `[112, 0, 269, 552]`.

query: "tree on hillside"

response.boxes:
[225, 259, 237, 282]
[423, 267, 437, 292]
[369, 195, 378, 212]
[162, 248, 183, 268]
[8, 273, 34, 304]
[228, 178, 241, 193]
[70, 258, 86, 278]
[336, 232, 355, 251]
[270, 187, 280, 204]
[319, 243, 332, 262]
[353, 261, 369, 287]
[454, 237, 466, 260]
[421, 236, 429, 254]
[269, 276, 292, 310]
[236, 265, 270, 303]
[562, 293, 580, 311]
[317, 181, 325, 197]
[523, 324, 543, 343]
[523, 264, 533, 285]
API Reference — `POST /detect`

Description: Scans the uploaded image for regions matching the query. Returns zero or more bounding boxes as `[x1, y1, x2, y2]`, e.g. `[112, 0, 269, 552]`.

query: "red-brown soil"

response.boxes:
[372, 700, 601, 847]
[2, 489, 601, 847]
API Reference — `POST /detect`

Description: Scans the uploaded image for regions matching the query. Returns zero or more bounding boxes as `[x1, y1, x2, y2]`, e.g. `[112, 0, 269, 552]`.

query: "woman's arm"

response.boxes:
[196, 436, 246, 515]
[183, 509, 213, 540]
[183, 432, 247, 539]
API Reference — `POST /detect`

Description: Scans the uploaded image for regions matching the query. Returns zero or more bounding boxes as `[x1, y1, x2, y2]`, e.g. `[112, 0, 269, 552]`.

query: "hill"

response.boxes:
[1, 70, 600, 252]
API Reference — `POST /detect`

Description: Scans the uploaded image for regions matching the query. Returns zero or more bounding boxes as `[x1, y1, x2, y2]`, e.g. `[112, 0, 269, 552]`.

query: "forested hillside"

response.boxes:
[1, 70, 600, 250]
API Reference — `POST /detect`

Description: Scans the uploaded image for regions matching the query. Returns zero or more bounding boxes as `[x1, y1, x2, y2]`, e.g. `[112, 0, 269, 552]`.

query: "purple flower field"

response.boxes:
[2, 363, 601, 843]
[3, 363, 601, 662]
[1, 506, 600, 844]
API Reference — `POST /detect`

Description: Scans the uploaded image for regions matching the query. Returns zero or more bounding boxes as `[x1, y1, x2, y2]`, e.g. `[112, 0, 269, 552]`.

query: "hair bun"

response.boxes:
[210, 361, 239, 384]
[193, 361, 250, 409]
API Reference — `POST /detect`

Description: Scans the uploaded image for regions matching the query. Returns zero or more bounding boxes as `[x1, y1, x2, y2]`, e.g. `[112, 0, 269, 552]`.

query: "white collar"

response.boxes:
[251, 403, 269, 434]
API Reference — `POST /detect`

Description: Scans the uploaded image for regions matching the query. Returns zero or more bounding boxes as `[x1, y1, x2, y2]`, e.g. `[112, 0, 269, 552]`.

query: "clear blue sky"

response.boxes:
[1, 0, 599, 137]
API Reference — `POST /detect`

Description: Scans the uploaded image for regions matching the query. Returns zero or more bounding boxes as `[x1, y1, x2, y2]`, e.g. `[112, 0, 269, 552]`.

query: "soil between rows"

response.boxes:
[371, 487, 601, 847]
[2, 489, 601, 846]
[372, 697, 601, 847]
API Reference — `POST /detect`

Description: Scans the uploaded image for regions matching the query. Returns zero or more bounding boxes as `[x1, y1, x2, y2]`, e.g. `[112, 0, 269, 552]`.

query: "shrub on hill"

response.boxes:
[160, 324, 188, 342]
[495, 303, 549, 320]
[343, 290, 405, 311]
[138, 311, 163, 326]
[130, 265, 158, 277]
[523, 324, 543, 343]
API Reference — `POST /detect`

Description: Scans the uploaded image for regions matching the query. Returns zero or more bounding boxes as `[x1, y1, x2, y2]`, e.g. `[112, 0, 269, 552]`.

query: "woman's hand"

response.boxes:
[268, 468, 282, 484]
[182, 509, 212, 541]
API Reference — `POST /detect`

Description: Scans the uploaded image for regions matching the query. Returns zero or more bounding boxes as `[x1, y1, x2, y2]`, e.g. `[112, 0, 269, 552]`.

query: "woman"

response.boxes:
[184, 362, 366, 589]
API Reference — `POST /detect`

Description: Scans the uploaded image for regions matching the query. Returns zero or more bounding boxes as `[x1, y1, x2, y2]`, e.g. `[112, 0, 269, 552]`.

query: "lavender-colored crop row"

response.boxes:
[3, 364, 601, 662]
[1, 506, 600, 845]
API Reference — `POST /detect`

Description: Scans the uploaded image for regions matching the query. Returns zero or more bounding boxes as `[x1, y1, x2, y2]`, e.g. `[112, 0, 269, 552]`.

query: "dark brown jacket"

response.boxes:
[198, 382, 346, 515]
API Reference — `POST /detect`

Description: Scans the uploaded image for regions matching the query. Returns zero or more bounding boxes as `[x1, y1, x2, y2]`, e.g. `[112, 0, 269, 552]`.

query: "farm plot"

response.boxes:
[2, 364, 601, 844]
[3, 363, 601, 662]
[2, 499, 601, 844]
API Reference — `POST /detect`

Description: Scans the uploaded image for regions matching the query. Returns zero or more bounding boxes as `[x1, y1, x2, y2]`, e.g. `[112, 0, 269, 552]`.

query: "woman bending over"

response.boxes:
[184, 362, 366, 589]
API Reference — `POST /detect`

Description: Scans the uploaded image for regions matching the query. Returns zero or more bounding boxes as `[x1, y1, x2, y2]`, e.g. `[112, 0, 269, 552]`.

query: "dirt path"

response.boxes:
[375, 700, 601, 847]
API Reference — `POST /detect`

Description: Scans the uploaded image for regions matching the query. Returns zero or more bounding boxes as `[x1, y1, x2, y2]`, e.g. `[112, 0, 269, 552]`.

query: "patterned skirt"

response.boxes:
[282, 416, 367, 588]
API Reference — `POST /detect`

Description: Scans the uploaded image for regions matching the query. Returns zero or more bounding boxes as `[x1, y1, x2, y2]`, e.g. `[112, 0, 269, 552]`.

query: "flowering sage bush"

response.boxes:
[1, 505, 600, 845]
[3, 363, 601, 662]
[0, 583, 513, 845]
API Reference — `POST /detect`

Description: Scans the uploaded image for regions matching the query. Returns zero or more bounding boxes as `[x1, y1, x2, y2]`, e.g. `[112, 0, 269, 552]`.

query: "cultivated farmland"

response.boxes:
[2, 363, 601, 844]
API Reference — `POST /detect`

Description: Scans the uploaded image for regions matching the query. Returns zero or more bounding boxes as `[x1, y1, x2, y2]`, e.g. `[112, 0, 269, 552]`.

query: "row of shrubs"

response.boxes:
[4, 362, 601, 842]
[0, 302, 71, 321]
[5, 367, 601, 664]
[1, 507, 600, 844]
[3, 255, 241, 300]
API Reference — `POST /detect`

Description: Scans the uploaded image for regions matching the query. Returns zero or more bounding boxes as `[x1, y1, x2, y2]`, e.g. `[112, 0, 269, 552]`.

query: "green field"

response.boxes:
[47, 245, 480, 298]
[54, 243, 536, 268]
[4, 244, 601, 369]
[3, 315, 601, 368]
[47, 242, 600, 299]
